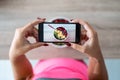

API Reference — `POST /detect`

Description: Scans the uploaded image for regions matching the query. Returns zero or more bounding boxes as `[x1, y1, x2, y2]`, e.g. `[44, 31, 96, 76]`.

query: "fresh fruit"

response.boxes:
[54, 27, 68, 40]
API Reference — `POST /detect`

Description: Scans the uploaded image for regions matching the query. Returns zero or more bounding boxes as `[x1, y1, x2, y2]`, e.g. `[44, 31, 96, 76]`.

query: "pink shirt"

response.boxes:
[32, 58, 88, 80]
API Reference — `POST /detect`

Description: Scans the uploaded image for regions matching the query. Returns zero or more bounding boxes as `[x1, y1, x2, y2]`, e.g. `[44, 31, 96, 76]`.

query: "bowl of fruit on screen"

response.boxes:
[50, 18, 70, 47]
[54, 27, 68, 40]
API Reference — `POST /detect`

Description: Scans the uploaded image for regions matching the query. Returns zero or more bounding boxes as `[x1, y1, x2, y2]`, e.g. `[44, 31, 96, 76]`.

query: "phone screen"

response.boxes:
[39, 22, 80, 43]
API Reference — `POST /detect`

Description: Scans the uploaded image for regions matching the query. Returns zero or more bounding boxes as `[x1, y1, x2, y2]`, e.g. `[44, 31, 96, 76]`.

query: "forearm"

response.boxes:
[88, 53, 108, 80]
[9, 54, 33, 80]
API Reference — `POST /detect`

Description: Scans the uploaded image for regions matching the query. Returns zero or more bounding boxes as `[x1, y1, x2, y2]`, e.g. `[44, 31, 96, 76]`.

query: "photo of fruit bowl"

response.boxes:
[49, 17, 70, 48]
[54, 27, 68, 40]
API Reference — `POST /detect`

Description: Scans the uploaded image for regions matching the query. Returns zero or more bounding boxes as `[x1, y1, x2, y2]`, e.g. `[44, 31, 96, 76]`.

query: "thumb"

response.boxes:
[27, 42, 48, 50]
[19, 43, 48, 55]
[71, 43, 84, 52]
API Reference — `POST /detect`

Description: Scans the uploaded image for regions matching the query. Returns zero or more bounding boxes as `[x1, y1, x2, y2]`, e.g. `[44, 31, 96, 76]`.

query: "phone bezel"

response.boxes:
[38, 22, 81, 43]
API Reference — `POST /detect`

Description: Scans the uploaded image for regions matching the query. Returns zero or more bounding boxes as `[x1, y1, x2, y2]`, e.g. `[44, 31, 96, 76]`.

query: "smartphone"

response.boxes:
[38, 22, 81, 43]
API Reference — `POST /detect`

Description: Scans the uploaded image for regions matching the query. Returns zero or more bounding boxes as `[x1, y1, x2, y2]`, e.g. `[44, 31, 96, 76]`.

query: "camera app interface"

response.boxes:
[43, 23, 76, 42]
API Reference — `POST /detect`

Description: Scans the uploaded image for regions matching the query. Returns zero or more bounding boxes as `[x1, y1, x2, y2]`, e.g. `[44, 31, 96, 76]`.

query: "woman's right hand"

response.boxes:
[71, 19, 102, 58]
[9, 18, 48, 58]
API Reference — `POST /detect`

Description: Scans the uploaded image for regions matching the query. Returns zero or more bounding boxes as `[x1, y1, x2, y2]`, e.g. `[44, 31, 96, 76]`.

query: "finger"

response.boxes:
[27, 42, 49, 50]
[25, 26, 39, 41]
[24, 18, 46, 29]
[65, 42, 71, 46]
[81, 30, 88, 41]
[71, 43, 84, 52]
[32, 27, 39, 42]
[72, 19, 95, 36]
[71, 19, 93, 31]
[81, 30, 86, 39]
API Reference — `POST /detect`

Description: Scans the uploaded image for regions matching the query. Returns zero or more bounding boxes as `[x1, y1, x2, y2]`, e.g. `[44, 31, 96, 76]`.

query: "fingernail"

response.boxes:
[66, 43, 71, 46]
[44, 44, 49, 46]
[42, 18, 46, 20]
[37, 17, 41, 19]
[70, 19, 73, 21]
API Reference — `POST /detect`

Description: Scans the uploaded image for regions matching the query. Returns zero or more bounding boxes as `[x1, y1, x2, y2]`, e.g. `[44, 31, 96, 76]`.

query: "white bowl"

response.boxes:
[48, 17, 71, 48]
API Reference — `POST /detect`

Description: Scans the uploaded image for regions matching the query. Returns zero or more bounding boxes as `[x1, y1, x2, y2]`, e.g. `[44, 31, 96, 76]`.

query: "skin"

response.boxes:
[9, 18, 108, 80]
[9, 18, 48, 80]
[71, 19, 108, 80]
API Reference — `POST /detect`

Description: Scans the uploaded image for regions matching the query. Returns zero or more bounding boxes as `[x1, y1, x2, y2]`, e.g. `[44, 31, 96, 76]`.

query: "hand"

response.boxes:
[71, 19, 102, 58]
[71, 19, 108, 80]
[9, 18, 48, 58]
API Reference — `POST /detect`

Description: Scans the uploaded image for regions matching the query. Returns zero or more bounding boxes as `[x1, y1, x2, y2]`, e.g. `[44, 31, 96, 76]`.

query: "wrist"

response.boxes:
[9, 51, 25, 61]
[9, 54, 26, 64]
[88, 47, 103, 59]
[88, 53, 104, 63]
